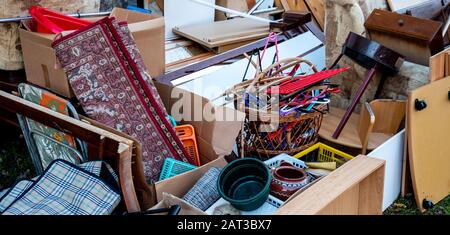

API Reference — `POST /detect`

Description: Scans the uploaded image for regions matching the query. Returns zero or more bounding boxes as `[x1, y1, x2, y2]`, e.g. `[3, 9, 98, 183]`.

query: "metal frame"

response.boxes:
[17, 84, 88, 174]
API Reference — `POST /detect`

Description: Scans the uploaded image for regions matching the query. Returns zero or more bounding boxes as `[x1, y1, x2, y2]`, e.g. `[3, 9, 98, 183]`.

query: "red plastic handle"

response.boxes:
[29, 6, 92, 34]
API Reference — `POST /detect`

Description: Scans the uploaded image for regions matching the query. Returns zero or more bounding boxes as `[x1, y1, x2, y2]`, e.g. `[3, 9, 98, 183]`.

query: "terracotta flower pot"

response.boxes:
[270, 165, 309, 201]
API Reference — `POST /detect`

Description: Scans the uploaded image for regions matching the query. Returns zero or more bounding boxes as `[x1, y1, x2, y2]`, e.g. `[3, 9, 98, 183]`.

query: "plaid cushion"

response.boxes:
[0, 180, 34, 213]
[79, 161, 119, 183]
[1, 160, 120, 215]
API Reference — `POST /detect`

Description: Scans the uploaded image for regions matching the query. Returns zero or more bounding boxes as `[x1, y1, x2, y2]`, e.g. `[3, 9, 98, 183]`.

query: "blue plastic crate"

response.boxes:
[159, 158, 197, 181]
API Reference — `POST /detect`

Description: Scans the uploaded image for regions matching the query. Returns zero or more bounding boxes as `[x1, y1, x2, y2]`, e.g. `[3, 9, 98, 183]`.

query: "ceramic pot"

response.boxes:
[270, 166, 309, 201]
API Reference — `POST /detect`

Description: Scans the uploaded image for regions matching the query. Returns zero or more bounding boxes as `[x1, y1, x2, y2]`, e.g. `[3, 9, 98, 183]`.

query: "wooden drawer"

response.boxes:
[365, 9, 444, 66]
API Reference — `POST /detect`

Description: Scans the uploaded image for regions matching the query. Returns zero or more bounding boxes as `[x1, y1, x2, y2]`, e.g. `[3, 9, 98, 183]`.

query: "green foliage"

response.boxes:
[0, 127, 35, 189]
[385, 194, 450, 215]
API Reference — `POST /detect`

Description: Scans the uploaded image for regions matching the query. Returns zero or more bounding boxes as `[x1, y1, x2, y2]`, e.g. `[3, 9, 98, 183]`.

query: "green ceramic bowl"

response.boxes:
[217, 158, 271, 211]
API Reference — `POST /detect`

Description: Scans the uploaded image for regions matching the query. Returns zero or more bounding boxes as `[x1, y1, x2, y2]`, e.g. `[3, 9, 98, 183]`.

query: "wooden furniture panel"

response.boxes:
[430, 47, 450, 82]
[407, 76, 450, 211]
[173, 18, 269, 50]
[370, 99, 406, 133]
[281, 0, 324, 31]
[304, 0, 325, 31]
[365, 9, 444, 66]
[275, 155, 385, 215]
[317, 185, 360, 215]
[320, 107, 395, 151]
[357, 165, 385, 214]
[280, 0, 308, 11]
[0, 90, 141, 213]
[358, 102, 375, 154]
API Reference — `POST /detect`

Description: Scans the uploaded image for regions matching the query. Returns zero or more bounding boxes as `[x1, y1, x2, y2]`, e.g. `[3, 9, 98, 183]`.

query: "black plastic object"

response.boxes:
[126, 205, 181, 216]
[217, 158, 271, 211]
[340, 32, 404, 75]
[415, 99, 428, 111]
[422, 199, 435, 210]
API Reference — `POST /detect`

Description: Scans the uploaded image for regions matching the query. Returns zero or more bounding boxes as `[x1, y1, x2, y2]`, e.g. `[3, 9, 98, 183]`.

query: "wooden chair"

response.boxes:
[0, 90, 144, 213]
[319, 99, 406, 154]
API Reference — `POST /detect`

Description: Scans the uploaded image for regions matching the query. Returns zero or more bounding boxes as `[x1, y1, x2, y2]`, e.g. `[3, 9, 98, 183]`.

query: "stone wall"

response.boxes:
[0, 0, 101, 70]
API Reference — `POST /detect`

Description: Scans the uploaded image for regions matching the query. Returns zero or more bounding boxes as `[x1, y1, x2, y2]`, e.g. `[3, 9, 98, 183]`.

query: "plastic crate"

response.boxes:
[293, 143, 354, 167]
[266, 195, 284, 208]
[175, 125, 200, 166]
[159, 158, 197, 181]
[264, 153, 308, 169]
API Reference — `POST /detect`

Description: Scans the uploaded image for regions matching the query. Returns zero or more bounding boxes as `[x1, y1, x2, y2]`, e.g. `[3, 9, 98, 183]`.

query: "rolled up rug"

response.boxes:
[52, 17, 190, 182]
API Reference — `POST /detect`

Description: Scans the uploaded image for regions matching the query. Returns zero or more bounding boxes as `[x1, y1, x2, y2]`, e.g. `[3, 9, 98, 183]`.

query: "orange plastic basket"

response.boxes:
[175, 125, 200, 166]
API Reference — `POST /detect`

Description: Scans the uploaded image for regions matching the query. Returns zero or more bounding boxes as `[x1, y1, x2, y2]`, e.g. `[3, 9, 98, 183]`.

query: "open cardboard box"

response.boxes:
[155, 155, 386, 215]
[19, 7, 165, 98]
[153, 156, 322, 215]
[154, 81, 246, 164]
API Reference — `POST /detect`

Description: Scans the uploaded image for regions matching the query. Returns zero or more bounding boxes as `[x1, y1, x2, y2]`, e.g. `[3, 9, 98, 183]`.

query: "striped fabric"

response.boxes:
[0, 189, 7, 198]
[0, 180, 34, 213]
[1, 160, 120, 215]
[78, 161, 119, 183]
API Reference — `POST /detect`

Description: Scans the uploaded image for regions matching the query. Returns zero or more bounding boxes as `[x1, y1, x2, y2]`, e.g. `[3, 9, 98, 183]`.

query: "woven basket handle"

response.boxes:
[248, 57, 318, 92]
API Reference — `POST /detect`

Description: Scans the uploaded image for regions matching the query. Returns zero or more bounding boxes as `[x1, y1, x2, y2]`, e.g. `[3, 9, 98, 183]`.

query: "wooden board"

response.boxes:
[407, 76, 450, 211]
[173, 17, 269, 49]
[368, 130, 405, 211]
[430, 47, 450, 82]
[319, 107, 394, 151]
[164, 0, 215, 39]
[275, 155, 385, 215]
[304, 0, 325, 31]
[401, 120, 414, 197]
[281, 0, 323, 31]
[280, 0, 309, 11]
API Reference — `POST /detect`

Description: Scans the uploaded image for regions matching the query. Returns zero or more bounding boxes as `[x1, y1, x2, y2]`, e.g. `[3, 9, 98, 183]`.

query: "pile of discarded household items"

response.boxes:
[0, 0, 448, 215]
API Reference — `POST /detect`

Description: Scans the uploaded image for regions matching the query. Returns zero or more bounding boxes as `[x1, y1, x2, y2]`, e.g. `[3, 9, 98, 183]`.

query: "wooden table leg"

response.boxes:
[332, 64, 379, 139]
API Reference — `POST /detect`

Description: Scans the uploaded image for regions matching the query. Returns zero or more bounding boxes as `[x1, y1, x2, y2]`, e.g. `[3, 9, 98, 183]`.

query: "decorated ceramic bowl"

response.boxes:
[270, 165, 309, 201]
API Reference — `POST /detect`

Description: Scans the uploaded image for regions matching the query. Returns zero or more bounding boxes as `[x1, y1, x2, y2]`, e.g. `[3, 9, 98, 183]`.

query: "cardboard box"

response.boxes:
[150, 192, 207, 215]
[155, 81, 245, 164]
[154, 156, 316, 214]
[155, 155, 386, 215]
[19, 7, 165, 98]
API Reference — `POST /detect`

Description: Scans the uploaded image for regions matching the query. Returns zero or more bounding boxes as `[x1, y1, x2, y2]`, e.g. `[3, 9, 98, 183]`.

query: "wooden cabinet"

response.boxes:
[365, 9, 444, 66]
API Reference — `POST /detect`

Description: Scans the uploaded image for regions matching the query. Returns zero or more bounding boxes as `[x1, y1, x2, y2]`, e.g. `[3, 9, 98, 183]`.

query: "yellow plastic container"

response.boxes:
[293, 143, 353, 167]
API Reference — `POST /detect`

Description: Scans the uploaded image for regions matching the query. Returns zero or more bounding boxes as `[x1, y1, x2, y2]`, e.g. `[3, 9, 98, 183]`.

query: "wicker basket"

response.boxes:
[235, 57, 324, 160]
